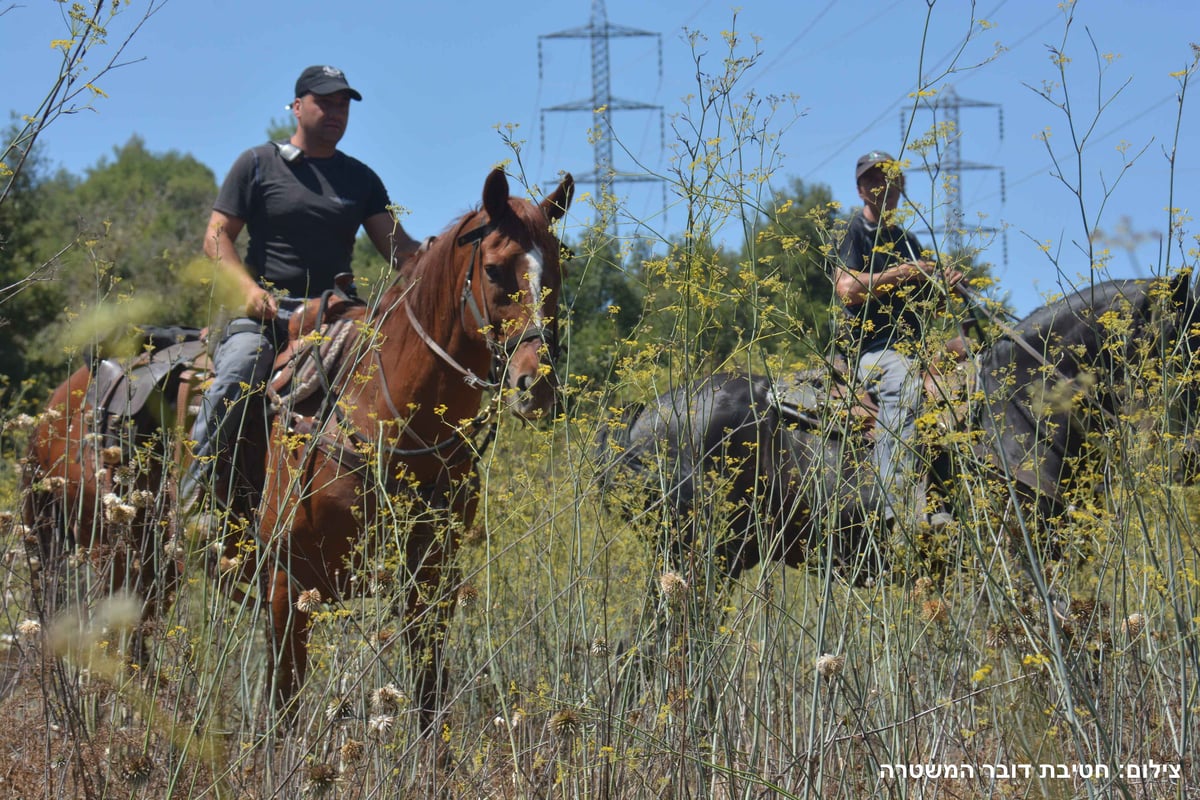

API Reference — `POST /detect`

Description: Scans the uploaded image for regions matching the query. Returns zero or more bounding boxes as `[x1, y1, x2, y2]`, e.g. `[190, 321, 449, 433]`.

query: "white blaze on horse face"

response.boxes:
[523, 245, 545, 327]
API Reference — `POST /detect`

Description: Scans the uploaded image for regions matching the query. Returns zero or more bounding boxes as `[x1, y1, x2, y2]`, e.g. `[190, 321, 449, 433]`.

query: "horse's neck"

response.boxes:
[343, 299, 489, 431]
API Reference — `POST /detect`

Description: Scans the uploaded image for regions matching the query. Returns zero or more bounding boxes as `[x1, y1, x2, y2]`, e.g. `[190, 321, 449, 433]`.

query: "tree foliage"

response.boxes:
[2, 136, 216, 393]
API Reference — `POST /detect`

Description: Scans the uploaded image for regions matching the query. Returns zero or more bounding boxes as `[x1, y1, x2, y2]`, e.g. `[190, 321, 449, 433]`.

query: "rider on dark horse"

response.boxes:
[831, 150, 964, 536]
[181, 65, 423, 519]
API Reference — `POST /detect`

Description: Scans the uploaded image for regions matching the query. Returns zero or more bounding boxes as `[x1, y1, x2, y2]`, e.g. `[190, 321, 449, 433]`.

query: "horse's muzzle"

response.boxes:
[502, 337, 558, 419]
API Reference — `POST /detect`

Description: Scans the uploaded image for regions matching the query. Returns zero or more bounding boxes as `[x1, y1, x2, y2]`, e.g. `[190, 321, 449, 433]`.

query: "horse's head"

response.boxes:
[463, 168, 573, 419]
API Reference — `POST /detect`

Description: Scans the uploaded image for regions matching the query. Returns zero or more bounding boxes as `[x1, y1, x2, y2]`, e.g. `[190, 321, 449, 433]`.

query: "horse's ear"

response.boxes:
[542, 173, 574, 223]
[483, 168, 510, 219]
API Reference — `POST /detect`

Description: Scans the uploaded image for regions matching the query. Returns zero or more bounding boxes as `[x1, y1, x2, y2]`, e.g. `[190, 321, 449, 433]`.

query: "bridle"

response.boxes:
[403, 212, 559, 391]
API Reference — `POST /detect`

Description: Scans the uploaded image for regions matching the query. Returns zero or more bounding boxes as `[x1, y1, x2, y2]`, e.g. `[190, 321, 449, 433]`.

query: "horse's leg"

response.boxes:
[266, 565, 309, 720]
[401, 520, 456, 737]
[20, 479, 69, 617]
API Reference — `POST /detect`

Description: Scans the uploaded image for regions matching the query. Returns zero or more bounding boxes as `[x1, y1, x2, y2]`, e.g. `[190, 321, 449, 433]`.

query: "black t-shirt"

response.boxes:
[835, 210, 929, 353]
[214, 143, 391, 298]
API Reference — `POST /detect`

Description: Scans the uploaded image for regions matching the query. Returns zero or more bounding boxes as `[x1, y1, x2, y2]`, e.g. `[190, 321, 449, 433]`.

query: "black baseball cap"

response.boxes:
[294, 65, 362, 101]
[855, 150, 897, 180]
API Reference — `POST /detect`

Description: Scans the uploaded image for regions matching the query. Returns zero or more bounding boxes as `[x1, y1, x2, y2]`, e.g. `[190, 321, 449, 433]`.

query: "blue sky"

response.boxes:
[4, 0, 1198, 316]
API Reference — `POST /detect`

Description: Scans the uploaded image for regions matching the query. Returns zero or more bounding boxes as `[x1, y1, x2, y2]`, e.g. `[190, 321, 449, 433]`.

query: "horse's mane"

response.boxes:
[1012, 279, 1149, 336]
[377, 195, 559, 316]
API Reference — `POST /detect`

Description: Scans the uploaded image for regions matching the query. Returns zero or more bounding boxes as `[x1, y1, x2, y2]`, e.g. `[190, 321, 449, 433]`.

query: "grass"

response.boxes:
[2, 7, 1198, 798]
[1, 388, 1198, 798]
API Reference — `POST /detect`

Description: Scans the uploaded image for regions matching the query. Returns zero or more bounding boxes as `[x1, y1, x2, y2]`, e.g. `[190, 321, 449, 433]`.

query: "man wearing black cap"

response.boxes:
[182, 64, 421, 513]
[833, 151, 962, 536]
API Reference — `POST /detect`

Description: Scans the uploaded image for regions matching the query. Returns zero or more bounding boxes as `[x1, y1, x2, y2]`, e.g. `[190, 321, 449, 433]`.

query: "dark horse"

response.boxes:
[597, 274, 1199, 584]
[257, 169, 572, 726]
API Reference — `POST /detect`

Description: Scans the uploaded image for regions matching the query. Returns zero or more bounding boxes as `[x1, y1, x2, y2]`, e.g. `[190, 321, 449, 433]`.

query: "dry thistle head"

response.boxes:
[296, 588, 322, 614]
[17, 619, 42, 639]
[339, 739, 365, 765]
[100, 446, 124, 465]
[920, 598, 950, 624]
[325, 695, 354, 724]
[305, 762, 339, 796]
[548, 708, 582, 739]
[911, 576, 934, 599]
[659, 571, 688, 601]
[985, 624, 1011, 649]
[368, 713, 395, 738]
[590, 637, 609, 657]
[163, 538, 186, 560]
[457, 583, 479, 609]
[121, 753, 153, 786]
[105, 501, 138, 525]
[815, 653, 845, 678]
[371, 683, 407, 715]
[1122, 612, 1147, 639]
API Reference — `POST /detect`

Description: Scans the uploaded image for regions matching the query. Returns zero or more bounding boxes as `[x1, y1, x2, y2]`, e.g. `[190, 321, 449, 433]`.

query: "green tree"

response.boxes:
[560, 231, 644, 390]
[19, 136, 217, 382]
[744, 178, 839, 359]
[0, 129, 65, 400]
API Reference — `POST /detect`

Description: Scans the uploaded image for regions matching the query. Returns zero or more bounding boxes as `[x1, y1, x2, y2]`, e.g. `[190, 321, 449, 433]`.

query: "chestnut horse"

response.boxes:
[20, 340, 212, 638]
[258, 168, 573, 727]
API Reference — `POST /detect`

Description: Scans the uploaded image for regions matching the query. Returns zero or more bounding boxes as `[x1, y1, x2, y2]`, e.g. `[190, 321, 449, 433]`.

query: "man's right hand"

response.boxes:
[245, 285, 278, 320]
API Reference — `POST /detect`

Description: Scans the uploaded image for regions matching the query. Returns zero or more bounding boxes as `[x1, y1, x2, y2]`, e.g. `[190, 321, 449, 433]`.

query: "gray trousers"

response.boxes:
[855, 347, 923, 523]
[179, 317, 276, 509]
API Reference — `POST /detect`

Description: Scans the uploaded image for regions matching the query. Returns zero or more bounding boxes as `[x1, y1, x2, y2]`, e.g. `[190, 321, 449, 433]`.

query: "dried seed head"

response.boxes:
[18, 619, 42, 639]
[659, 571, 688, 600]
[457, 583, 479, 609]
[985, 624, 1011, 649]
[368, 714, 395, 738]
[218, 556, 240, 574]
[38, 476, 66, 492]
[100, 446, 124, 465]
[339, 739, 364, 764]
[105, 501, 138, 524]
[920, 598, 950, 623]
[590, 637, 609, 657]
[296, 589, 322, 614]
[305, 763, 338, 796]
[10, 413, 37, 430]
[121, 754, 153, 785]
[130, 490, 155, 508]
[371, 683, 407, 715]
[1123, 612, 1147, 639]
[369, 567, 394, 594]
[325, 695, 354, 723]
[548, 708, 582, 738]
[163, 538, 186, 559]
[815, 653, 845, 678]
[911, 576, 934, 599]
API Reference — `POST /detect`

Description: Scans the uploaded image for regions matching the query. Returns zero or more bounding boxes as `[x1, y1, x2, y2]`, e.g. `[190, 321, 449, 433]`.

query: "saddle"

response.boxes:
[769, 356, 975, 438]
[82, 288, 367, 453]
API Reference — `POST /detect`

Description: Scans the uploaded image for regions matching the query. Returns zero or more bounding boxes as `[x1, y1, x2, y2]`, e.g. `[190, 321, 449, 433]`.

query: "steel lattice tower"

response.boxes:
[910, 85, 1007, 263]
[539, 0, 664, 238]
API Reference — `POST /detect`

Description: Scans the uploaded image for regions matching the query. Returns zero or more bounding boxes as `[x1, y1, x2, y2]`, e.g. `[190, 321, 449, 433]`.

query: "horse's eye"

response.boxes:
[484, 264, 503, 284]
